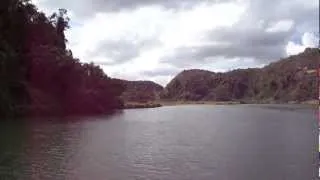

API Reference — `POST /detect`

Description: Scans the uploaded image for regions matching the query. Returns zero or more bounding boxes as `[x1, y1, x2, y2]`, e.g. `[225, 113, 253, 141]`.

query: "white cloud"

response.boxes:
[62, 2, 245, 86]
[302, 32, 318, 47]
[286, 32, 318, 56]
[266, 20, 294, 33]
[32, 0, 318, 86]
[148, 75, 175, 87]
[158, 2, 246, 48]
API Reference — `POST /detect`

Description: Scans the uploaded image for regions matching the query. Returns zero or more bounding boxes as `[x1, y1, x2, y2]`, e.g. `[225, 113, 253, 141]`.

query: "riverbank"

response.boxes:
[124, 102, 162, 109]
[157, 99, 318, 106]
[123, 99, 318, 109]
[157, 101, 241, 106]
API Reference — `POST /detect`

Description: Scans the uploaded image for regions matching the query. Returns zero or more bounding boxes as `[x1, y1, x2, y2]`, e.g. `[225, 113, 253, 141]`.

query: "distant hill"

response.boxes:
[161, 48, 319, 103]
[116, 80, 164, 103]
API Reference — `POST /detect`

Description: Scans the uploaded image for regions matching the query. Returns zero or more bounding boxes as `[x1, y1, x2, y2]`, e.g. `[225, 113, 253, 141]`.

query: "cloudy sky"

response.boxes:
[33, 0, 319, 86]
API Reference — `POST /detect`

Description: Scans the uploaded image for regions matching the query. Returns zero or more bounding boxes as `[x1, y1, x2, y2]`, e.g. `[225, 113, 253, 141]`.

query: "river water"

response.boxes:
[0, 104, 318, 180]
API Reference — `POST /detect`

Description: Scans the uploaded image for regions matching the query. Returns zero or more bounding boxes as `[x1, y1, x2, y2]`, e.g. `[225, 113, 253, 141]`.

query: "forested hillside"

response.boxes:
[0, 0, 124, 117]
[161, 48, 319, 103]
[117, 80, 163, 103]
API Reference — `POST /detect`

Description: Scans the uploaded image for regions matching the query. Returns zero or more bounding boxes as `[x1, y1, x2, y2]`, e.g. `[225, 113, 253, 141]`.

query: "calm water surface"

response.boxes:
[0, 104, 318, 180]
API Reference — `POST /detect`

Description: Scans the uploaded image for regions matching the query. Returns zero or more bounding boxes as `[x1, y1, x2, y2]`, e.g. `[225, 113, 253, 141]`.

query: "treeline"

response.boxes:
[0, 0, 125, 118]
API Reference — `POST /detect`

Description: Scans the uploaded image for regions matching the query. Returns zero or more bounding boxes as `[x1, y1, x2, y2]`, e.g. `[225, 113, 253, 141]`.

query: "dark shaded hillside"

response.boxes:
[117, 79, 164, 103]
[161, 48, 319, 103]
[0, 0, 124, 118]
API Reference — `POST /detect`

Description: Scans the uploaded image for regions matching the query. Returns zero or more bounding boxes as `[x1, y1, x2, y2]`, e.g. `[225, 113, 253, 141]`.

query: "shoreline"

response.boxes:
[157, 101, 240, 106]
[124, 99, 318, 109]
[124, 102, 162, 109]
[159, 100, 318, 106]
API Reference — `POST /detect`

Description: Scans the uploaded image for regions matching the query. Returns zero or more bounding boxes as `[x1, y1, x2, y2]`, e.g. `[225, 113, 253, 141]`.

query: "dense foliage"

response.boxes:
[161, 48, 319, 103]
[0, 0, 125, 117]
[117, 80, 163, 103]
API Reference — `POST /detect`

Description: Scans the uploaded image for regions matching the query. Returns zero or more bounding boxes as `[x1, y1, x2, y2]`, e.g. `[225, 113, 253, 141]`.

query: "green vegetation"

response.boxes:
[118, 80, 163, 103]
[0, 0, 125, 118]
[161, 48, 319, 103]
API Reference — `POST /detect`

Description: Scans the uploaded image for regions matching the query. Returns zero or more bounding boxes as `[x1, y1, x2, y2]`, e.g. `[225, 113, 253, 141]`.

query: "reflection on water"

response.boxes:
[0, 121, 26, 179]
[0, 105, 317, 180]
[22, 120, 85, 180]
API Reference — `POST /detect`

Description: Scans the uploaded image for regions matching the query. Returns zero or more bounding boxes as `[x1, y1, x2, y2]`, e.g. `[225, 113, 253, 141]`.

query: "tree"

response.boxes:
[49, 8, 70, 50]
[0, 1, 125, 118]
